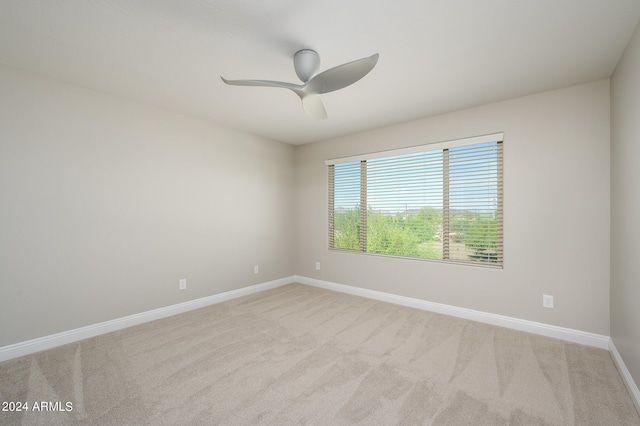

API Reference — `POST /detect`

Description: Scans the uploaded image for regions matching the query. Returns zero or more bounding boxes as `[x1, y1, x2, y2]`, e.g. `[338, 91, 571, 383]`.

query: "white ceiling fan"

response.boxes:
[221, 49, 379, 119]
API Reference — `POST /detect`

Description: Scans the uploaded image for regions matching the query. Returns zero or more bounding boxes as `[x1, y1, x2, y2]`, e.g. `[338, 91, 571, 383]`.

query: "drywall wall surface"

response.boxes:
[611, 21, 640, 387]
[0, 64, 295, 347]
[294, 79, 610, 335]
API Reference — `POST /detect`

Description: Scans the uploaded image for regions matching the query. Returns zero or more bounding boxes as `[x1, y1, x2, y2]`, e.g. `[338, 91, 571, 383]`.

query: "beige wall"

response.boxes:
[0, 64, 295, 347]
[611, 21, 640, 386]
[0, 61, 617, 349]
[295, 80, 611, 335]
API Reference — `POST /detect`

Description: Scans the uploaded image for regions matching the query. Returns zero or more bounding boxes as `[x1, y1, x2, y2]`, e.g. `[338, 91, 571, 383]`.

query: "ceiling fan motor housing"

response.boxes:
[294, 49, 320, 83]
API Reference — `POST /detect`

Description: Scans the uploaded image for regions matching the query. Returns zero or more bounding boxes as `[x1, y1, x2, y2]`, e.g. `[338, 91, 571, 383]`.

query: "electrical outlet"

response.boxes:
[179, 279, 186, 290]
[543, 294, 554, 308]
[254, 265, 259, 274]
[315, 262, 321, 270]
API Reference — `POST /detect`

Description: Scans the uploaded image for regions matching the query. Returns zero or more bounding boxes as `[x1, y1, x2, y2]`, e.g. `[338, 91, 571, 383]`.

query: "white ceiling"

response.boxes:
[1, 1, 639, 145]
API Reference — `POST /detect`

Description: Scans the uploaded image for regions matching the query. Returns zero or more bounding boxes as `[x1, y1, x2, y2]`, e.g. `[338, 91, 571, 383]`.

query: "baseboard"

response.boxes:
[0, 276, 295, 362]
[0, 275, 616, 360]
[4, 275, 637, 414]
[610, 339, 640, 415]
[294, 275, 611, 350]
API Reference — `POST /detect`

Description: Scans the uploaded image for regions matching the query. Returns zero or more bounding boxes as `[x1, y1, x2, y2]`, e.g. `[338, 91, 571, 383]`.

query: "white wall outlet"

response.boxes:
[179, 279, 186, 290]
[254, 265, 259, 274]
[543, 294, 554, 308]
[315, 261, 321, 270]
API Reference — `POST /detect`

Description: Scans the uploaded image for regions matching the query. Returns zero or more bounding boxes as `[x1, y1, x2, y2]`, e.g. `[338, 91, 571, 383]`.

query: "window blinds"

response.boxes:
[328, 133, 503, 267]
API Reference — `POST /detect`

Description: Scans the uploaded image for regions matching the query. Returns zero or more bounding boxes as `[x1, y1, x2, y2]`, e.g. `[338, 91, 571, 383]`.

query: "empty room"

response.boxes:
[1, 1, 640, 424]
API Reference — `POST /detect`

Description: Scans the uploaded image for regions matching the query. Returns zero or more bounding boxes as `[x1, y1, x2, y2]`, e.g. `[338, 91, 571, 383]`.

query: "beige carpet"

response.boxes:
[0, 283, 638, 425]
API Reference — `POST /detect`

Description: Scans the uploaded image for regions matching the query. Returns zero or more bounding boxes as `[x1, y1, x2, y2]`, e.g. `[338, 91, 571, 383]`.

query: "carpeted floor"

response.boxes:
[0, 283, 638, 425]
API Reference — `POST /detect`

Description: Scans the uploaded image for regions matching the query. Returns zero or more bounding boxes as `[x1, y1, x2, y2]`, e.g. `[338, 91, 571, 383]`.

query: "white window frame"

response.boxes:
[326, 133, 504, 268]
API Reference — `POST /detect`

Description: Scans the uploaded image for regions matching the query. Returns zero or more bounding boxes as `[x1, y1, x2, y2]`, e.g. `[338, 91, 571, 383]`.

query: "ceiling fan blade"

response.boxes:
[221, 52, 377, 118]
[304, 53, 379, 95]
[301, 94, 327, 119]
[220, 77, 302, 91]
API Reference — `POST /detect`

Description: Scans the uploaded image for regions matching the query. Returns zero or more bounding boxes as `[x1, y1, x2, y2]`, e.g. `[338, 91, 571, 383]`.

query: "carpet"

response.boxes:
[0, 283, 638, 425]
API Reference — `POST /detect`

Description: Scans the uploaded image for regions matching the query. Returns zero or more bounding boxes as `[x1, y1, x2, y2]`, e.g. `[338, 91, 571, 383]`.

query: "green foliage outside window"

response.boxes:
[333, 205, 360, 250]
[333, 206, 497, 262]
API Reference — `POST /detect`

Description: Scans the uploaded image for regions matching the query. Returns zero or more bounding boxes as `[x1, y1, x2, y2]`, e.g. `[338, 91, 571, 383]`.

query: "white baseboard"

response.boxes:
[0, 276, 294, 362]
[294, 275, 611, 350]
[2, 274, 637, 413]
[0, 274, 619, 363]
[610, 339, 640, 415]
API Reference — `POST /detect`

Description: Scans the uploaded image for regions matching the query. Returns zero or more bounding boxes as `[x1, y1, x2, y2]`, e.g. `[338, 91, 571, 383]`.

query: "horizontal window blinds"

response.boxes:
[447, 142, 503, 264]
[328, 134, 503, 267]
[329, 161, 361, 251]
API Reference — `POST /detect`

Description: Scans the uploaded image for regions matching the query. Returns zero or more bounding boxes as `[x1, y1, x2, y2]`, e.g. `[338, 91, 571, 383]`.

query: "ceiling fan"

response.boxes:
[221, 50, 379, 119]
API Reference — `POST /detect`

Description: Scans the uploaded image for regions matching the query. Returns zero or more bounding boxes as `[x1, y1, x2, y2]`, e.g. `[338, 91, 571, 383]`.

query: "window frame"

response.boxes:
[326, 133, 504, 268]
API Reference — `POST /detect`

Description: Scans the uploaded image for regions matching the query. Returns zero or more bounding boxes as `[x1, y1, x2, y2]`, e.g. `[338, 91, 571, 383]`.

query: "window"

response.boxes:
[327, 133, 503, 267]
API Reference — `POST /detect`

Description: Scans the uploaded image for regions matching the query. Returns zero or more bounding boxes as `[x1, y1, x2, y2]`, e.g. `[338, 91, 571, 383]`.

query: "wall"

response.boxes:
[0, 64, 295, 347]
[0, 60, 616, 350]
[294, 80, 610, 335]
[611, 21, 640, 386]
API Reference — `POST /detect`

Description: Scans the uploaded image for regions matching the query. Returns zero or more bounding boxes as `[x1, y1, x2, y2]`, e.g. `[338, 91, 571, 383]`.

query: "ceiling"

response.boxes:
[1, 1, 639, 145]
